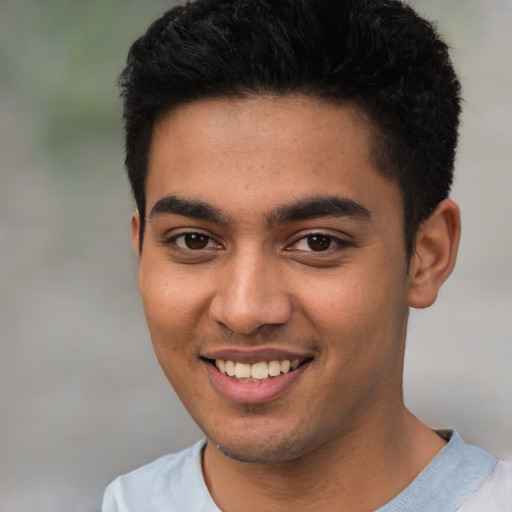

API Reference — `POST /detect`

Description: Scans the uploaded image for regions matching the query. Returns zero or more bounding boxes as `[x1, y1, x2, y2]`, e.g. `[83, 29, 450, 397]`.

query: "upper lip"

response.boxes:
[201, 346, 315, 364]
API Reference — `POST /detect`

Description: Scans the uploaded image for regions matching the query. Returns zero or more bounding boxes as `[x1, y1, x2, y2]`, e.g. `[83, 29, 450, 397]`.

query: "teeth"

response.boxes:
[280, 360, 291, 373]
[268, 360, 281, 377]
[225, 360, 236, 377]
[215, 358, 304, 380]
[251, 361, 268, 379]
[234, 362, 251, 379]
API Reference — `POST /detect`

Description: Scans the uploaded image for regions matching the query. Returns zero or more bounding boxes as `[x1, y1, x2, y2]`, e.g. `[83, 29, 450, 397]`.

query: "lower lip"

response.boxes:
[203, 360, 310, 404]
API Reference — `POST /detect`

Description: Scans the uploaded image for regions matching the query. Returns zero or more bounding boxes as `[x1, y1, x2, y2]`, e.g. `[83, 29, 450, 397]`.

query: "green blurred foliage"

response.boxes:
[0, 1, 175, 172]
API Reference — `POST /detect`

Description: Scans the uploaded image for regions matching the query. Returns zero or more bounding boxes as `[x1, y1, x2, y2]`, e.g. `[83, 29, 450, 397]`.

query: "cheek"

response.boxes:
[138, 270, 209, 399]
[305, 270, 408, 414]
[301, 259, 408, 356]
[138, 266, 208, 350]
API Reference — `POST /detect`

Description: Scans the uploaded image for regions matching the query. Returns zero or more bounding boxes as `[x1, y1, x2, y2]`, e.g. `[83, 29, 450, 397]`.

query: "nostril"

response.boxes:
[208, 290, 293, 336]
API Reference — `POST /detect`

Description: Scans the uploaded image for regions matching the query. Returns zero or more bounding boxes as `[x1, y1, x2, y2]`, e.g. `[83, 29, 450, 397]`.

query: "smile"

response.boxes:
[202, 351, 313, 404]
[215, 359, 301, 381]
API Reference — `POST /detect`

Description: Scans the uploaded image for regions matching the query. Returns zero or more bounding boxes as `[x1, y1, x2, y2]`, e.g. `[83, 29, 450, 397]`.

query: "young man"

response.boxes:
[103, 0, 511, 510]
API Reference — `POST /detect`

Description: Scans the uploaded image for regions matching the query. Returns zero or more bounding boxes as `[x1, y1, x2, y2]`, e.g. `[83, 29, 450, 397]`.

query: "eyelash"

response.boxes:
[288, 233, 350, 253]
[164, 230, 350, 254]
[165, 231, 221, 251]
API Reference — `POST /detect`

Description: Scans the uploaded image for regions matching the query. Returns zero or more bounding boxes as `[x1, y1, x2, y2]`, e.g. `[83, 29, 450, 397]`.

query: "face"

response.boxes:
[134, 95, 412, 463]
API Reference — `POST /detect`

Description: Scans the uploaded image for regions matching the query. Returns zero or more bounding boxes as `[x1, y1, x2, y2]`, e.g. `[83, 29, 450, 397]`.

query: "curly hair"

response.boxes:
[119, 0, 461, 255]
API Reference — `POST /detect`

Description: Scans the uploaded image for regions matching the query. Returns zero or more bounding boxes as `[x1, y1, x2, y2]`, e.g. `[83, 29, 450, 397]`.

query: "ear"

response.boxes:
[130, 210, 142, 263]
[407, 199, 461, 309]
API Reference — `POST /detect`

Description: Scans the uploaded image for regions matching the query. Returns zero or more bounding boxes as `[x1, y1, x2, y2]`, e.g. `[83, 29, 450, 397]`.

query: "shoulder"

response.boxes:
[378, 430, 501, 512]
[102, 440, 218, 512]
[458, 460, 512, 512]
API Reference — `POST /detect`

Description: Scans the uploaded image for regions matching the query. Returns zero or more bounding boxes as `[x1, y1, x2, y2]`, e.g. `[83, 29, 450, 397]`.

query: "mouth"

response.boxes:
[200, 348, 314, 403]
[204, 357, 308, 382]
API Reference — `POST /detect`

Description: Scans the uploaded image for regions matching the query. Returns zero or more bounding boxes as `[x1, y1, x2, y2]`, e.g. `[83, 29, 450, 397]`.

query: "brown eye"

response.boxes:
[306, 235, 332, 251]
[172, 232, 214, 250]
[183, 233, 210, 249]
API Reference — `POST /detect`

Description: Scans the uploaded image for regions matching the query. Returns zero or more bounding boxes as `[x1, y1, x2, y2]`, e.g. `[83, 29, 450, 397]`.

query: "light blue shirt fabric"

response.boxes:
[103, 430, 511, 511]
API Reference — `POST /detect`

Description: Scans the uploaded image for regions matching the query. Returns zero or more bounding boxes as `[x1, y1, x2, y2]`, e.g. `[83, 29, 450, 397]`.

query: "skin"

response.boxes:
[131, 95, 460, 511]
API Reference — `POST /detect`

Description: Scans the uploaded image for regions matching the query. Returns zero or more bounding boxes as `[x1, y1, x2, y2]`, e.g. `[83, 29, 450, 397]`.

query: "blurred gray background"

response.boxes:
[0, 1, 510, 511]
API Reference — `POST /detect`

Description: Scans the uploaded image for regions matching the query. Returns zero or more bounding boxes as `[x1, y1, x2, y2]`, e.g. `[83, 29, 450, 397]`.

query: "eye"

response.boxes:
[291, 233, 346, 252]
[171, 232, 218, 250]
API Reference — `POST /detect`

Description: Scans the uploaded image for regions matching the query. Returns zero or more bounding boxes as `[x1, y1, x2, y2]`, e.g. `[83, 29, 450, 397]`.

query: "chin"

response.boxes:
[207, 428, 322, 464]
[215, 442, 300, 464]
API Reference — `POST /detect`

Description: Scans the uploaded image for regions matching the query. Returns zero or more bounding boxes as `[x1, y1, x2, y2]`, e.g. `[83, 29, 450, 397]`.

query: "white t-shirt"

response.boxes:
[103, 430, 512, 511]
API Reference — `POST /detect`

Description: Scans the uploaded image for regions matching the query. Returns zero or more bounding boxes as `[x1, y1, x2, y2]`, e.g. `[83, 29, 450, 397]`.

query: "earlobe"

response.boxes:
[130, 210, 141, 263]
[407, 199, 461, 309]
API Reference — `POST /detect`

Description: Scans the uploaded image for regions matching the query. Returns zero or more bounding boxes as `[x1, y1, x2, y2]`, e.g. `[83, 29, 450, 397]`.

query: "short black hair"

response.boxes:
[119, 0, 461, 255]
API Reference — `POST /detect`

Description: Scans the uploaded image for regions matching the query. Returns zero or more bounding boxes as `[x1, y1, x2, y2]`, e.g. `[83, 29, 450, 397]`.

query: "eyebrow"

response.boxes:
[266, 196, 371, 226]
[150, 195, 228, 224]
[150, 194, 371, 226]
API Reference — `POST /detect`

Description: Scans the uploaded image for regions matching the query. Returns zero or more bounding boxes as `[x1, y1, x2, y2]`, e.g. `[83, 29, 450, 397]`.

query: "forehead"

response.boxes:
[146, 95, 401, 221]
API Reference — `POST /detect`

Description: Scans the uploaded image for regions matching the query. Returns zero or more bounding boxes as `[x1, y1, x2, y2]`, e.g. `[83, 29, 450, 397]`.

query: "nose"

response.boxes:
[209, 252, 292, 335]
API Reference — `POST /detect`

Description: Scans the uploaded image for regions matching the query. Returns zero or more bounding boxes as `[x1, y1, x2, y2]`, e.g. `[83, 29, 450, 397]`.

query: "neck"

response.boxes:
[202, 409, 446, 512]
